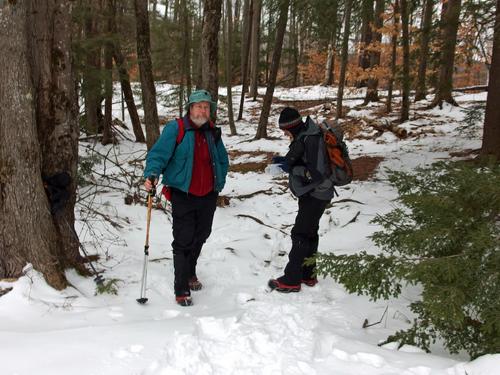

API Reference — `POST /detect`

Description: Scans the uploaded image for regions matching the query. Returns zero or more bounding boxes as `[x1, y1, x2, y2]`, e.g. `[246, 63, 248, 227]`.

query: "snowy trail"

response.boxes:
[1, 87, 499, 375]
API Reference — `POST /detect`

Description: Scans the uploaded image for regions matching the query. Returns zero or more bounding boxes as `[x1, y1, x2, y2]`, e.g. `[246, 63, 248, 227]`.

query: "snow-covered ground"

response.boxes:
[1, 85, 498, 375]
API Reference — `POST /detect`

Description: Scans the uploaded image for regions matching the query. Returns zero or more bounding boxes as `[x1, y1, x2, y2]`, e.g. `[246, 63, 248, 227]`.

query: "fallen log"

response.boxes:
[366, 119, 408, 139]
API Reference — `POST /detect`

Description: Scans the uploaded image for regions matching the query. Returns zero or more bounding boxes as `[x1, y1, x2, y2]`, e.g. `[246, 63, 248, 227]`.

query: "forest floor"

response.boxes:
[0, 84, 498, 375]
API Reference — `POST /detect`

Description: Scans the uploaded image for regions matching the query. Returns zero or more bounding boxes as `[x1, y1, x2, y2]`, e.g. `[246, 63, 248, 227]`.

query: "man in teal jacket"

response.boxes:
[144, 90, 229, 306]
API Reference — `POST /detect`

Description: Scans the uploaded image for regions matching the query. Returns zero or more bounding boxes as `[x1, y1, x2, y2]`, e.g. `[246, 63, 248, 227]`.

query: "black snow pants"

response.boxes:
[170, 188, 218, 296]
[279, 194, 329, 285]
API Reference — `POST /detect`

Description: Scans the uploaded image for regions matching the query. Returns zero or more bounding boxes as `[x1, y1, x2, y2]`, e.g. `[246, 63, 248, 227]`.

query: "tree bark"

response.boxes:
[386, 0, 400, 113]
[414, 0, 435, 101]
[336, 0, 353, 119]
[480, 0, 500, 160]
[290, 2, 299, 87]
[201, 0, 223, 113]
[323, 0, 339, 86]
[182, 0, 192, 99]
[237, 0, 253, 120]
[1, 0, 81, 289]
[255, 0, 290, 139]
[400, 0, 410, 122]
[431, 0, 462, 107]
[249, 0, 262, 100]
[357, 0, 375, 88]
[134, 0, 160, 150]
[111, 0, 145, 143]
[364, 0, 385, 103]
[82, 0, 102, 135]
[102, 0, 115, 145]
[225, 0, 238, 135]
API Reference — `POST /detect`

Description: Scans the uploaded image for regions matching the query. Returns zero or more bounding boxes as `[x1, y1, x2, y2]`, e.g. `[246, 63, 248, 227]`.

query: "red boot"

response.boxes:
[268, 279, 301, 293]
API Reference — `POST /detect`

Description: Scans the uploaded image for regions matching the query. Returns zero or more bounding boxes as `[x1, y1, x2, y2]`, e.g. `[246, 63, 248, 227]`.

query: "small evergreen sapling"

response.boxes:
[312, 161, 500, 358]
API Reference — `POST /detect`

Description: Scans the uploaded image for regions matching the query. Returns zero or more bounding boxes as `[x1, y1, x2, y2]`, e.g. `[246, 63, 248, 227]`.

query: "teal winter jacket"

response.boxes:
[143, 116, 229, 193]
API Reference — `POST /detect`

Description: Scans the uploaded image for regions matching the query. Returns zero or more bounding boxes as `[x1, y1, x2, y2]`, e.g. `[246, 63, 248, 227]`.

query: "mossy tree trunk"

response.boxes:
[0, 0, 82, 289]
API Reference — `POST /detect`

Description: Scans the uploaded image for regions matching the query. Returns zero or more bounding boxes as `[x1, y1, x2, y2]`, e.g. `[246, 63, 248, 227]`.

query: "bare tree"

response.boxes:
[82, 0, 102, 135]
[324, 0, 339, 86]
[414, 0, 435, 102]
[336, 0, 353, 119]
[111, 0, 146, 143]
[225, 0, 238, 135]
[364, 0, 385, 103]
[102, 0, 115, 145]
[249, 0, 262, 100]
[357, 0, 375, 88]
[237, 0, 253, 120]
[431, 0, 462, 107]
[255, 0, 290, 139]
[201, 0, 223, 110]
[386, 0, 400, 113]
[134, 0, 160, 149]
[480, 0, 500, 160]
[400, 0, 410, 121]
[1, 0, 81, 289]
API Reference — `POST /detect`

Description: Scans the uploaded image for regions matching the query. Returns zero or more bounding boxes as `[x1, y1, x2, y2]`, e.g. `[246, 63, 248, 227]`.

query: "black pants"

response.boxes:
[279, 195, 329, 285]
[171, 189, 218, 296]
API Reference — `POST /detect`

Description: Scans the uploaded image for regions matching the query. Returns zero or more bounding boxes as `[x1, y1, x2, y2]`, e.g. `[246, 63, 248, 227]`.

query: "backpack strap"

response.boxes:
[176, 118, 185, 144]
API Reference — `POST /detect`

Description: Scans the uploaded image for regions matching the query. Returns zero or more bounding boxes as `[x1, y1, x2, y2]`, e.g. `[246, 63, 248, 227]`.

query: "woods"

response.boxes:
[0, 0, 499, 363]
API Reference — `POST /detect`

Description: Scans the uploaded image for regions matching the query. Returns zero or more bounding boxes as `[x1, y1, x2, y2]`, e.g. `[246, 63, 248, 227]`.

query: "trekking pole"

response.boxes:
[137, 176, 156, 304]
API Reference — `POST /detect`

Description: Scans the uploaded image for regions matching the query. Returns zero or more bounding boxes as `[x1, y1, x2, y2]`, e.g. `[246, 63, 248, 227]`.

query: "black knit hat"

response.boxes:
[278, 107, 302, 130]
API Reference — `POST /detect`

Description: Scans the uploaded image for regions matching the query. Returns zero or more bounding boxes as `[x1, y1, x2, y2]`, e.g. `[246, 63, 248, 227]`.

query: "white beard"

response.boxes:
[190, 116, 209, 127]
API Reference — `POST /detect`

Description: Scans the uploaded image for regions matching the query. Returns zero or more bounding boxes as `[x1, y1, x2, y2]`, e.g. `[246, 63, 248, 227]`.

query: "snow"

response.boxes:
[1, 84, 498, 375]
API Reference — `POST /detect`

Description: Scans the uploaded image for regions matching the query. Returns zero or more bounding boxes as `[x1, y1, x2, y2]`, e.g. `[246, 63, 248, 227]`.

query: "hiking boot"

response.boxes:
[268, 279, 301, 293]
[175, 295, 193, 306]
[188, 276, 203, 291]
[301, 277, 318, 287]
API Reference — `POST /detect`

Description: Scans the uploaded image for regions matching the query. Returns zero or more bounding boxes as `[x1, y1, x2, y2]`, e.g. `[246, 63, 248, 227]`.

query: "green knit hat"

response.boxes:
[185, 89, 217, 117]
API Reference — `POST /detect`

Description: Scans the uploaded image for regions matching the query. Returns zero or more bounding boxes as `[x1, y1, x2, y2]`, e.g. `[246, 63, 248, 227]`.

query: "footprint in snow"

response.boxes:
[112, 345, 144, 359]
[108, 306, 124, 319]
[332, 348, 386, 368]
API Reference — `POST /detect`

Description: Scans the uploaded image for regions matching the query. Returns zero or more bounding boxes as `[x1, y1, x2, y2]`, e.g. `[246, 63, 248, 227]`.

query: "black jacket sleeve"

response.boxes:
[285, 139, 305, 167]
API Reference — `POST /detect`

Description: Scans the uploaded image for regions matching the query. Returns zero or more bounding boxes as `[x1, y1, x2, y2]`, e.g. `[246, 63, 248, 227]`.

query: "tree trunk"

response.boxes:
[82, 1, 102, 135]
[336, 0, 353, 119]
[102, 0, 115, 145]
[323, 1, 339, 86]
[183, 0, 192, 99]
[249, 0, 262, 100]
[201, 0, 223, 114]
[110, 0, 146, 143]
[225, 0, 238, 135]
[414, 0, 435, 101]
[195, 7, 204, 89]
[237, 0, 253, 120]
[255, 0, 290, 139]
[265, 4, 274, 84]
[1, 0, 81, 289]
[291, 3, 299, 87]
[134, 0, 160, 150]
[364, 0, 385, 103]
[480, 0, 500, 160]
[400, 0, 410, 122]
[357, 0, 375, 88]
[386, 0, 400, 113]
[431, 0, 462, 107]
